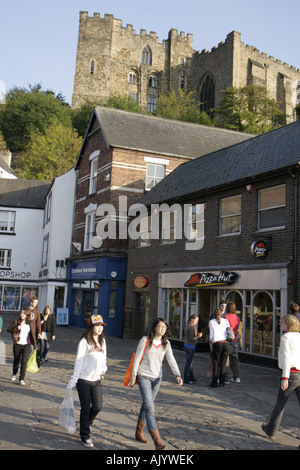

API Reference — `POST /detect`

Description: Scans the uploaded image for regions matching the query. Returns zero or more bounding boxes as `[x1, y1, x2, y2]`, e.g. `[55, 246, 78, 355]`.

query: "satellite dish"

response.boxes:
[91, 236, 103, 248]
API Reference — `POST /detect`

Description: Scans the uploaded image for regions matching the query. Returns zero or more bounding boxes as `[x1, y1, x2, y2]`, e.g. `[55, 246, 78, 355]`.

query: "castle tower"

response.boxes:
[72, 12, 300, 123]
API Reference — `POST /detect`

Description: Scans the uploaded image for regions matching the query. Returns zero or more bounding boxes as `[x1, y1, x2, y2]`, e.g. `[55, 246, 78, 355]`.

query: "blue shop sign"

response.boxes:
[70, 260, 99, 280]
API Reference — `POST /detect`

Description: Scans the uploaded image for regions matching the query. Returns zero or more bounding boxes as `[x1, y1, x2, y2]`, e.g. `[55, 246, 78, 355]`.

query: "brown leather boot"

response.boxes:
[149, 428, 166, 450]
[135, 418, 148, 443]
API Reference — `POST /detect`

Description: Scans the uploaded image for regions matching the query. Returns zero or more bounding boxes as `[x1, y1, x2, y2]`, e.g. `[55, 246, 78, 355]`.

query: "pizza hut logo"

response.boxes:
[251, 240, 268, 260]
[184, 271, 239, 287]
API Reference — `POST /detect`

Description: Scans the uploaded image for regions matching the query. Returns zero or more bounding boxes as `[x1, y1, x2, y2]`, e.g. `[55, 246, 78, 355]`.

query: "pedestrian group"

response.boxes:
[3, 297, 300, 449]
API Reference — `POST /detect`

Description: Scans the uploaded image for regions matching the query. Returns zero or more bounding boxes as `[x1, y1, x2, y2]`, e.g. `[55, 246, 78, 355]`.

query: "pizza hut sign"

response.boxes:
[184, 271, 239, 288]
[251, 240, 268, 260]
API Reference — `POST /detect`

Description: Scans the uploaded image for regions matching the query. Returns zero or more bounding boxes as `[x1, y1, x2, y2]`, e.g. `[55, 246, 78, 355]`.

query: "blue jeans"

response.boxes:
[138, 376, 162, 431]
[39, 339, 50, 360]
[184, 346, 196, 383]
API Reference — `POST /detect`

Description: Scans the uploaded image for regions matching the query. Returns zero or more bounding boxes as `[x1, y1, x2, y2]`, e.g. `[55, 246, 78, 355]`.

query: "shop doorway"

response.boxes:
[72, 290, 95, 328]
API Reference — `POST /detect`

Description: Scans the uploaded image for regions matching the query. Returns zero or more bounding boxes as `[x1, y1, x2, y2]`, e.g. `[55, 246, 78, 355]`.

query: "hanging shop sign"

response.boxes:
[184, 271, 239, 288]
[134, 276, 149, 288]
[251, 240, 268, 260]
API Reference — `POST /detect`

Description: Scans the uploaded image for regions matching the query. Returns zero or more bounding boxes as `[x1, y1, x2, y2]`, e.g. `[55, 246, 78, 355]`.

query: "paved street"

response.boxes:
[0, 312, 299, 452]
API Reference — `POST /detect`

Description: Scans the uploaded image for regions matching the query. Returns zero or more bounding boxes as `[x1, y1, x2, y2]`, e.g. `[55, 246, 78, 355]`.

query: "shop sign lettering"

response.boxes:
[184, 271, 239, 287]
[0, 271, 31, 279]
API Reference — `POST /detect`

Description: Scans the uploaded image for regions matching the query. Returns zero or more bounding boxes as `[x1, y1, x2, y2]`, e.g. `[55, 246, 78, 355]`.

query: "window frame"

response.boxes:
[84, 207, 96, 252]
[89, 151, 100, 195]
[0, 210, 16, 234]
[145, 162, 165, 190]
[258, 184, 286, 231]
[0, 248, 12, 268]
[219, 194, 242, 236]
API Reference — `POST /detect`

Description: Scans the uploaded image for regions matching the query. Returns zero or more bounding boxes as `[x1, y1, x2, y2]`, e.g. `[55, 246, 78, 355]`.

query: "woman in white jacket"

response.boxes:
[67, 314, 107, 448]
[262, 314, 300, 440]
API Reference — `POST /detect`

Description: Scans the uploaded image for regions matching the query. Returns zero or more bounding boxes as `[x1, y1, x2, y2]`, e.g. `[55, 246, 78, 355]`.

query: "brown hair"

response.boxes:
[81, 324, 105, 348]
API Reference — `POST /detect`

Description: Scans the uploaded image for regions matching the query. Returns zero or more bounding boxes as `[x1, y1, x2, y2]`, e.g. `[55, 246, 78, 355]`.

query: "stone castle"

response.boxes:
[72, 12, 300, 123]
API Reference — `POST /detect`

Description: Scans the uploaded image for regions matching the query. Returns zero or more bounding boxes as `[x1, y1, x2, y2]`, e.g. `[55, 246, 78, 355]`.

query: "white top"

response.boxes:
[18, 323, 30, 345]
[131, 336, 181, 380]
[209, 317, 230, 343]
[278, 332, 300, 379]
[70, 337, 107, 385]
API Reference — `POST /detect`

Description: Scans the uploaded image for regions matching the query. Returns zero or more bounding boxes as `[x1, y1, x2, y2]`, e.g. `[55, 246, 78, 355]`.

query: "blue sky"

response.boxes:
[1, 0, 299, 105]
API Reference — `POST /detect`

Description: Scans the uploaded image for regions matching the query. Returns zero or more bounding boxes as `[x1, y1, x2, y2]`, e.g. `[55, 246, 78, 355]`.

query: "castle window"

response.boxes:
[129, 93, 138, 102]
[90, 60, 94, 74]
[200, 75, 215, 112]
[141, 46, 152, 66]
[148, 75, 158, 88]
[180, 73, 185, 90]
[129, 72, 138, 84]
[147, 97, 157, 114]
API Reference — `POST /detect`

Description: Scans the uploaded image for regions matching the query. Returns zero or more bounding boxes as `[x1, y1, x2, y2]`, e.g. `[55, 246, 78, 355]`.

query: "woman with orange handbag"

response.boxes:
[128, 318, 182, 450]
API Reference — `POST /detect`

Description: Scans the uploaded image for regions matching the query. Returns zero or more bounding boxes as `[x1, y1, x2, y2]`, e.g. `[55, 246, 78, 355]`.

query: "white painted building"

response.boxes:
[38, 169, 76, 314]
[0, 179, 51, 310]
[0, 169, 76, 317]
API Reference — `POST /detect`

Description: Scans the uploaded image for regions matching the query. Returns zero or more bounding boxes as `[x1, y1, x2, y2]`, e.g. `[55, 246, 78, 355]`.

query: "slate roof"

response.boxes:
[88, 106, 253, 159]
[0, 179, 51, 209]
[138, 120, 300, 205]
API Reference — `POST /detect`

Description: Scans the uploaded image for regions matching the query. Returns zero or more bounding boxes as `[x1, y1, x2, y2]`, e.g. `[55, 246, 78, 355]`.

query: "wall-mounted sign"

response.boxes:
[134, 276, 149, 288]
[251, 240, 268, 260]
[184, 271, 239, 288]
[70, 260, 98, 280]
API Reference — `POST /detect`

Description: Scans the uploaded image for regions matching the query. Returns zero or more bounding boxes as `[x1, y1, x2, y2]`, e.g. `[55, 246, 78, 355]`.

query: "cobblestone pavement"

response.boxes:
[0, 312, 299, 451]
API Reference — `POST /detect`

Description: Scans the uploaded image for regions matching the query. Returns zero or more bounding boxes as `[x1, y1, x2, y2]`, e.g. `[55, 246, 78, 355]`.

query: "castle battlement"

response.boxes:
[73, 12, 300, 121]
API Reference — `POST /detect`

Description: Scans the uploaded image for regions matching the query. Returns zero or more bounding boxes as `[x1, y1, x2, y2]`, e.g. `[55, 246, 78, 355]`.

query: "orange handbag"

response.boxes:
[123, 337, 149, 387]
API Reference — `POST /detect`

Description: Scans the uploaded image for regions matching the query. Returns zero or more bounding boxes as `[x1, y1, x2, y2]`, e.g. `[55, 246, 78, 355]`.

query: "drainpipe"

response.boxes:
[291, 171, 298, 301]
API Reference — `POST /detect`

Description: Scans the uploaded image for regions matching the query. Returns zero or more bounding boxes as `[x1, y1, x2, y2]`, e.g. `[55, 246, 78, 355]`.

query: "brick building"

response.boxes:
[72, 12, 300, 123]
[125, 120, 300, 365]
[66, 106, 252, 335]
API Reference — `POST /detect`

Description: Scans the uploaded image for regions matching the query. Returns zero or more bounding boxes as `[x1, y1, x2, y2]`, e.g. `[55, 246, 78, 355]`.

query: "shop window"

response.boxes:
[3, 286, 20, 310]
[169, 290, 182, 339]
[0, 210, 16, 233]
[251, 291, 274, 356]
[109, 282, 117, 319]
[258, 184, 286, 230]
[21, 288, 38, 308]
[145, 163, 165, 190]
[141, 46, 152, 65]
[219, 194, 241, 235]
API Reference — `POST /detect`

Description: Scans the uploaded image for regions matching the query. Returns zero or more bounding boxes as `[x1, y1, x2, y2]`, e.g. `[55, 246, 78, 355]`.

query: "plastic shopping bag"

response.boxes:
[58, 389, 76, 434]
[26, 350, 39, 373]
